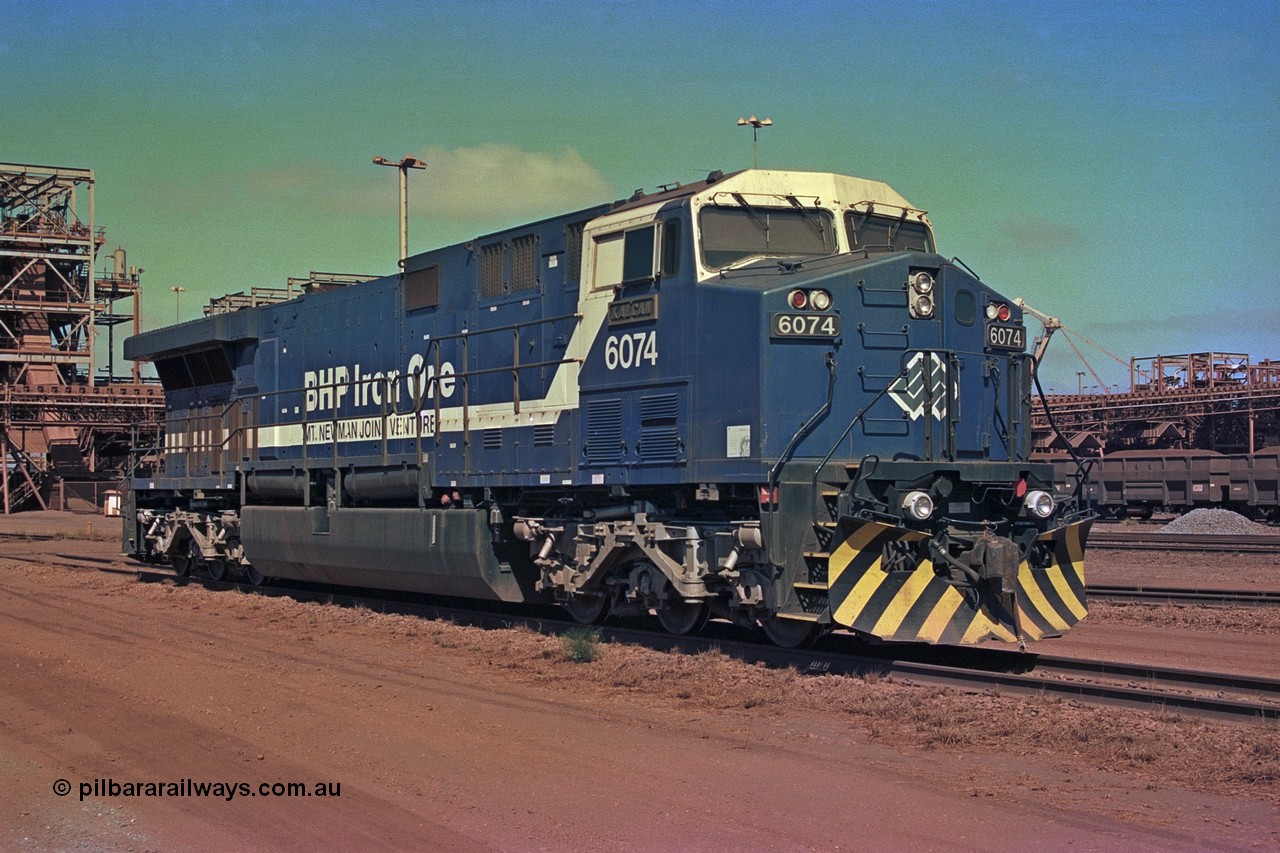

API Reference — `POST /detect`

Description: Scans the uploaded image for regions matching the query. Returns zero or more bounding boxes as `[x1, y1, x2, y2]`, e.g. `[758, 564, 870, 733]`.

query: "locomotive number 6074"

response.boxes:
[770, 312, 841, 338]
[604, 331, 658, 370]
[986, 322, 1026, 351]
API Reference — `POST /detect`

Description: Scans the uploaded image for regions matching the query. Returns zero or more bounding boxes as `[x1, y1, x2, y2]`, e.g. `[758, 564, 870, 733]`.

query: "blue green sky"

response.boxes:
[5, 0, 1277, 391]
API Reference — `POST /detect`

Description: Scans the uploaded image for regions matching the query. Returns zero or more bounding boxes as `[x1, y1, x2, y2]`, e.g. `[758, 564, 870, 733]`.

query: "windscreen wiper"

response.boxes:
[786, 194, 828, 241]
[729, 192, 769, 236]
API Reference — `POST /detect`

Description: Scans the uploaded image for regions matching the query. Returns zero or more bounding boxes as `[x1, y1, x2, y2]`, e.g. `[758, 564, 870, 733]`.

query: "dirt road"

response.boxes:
[0, 516, 1277, 850]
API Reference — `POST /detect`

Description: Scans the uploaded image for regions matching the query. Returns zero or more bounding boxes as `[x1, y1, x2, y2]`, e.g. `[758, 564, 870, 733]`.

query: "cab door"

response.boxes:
[577, 215, 689, 486]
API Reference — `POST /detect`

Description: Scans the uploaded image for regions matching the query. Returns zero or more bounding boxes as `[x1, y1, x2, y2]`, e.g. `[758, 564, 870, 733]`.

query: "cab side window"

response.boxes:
[661, 218, 681, 277]
[622, 225, 656, 284]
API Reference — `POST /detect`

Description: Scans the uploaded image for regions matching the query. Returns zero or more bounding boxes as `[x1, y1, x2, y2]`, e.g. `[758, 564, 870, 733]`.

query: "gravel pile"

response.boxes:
[1160, 508, 1274, 535]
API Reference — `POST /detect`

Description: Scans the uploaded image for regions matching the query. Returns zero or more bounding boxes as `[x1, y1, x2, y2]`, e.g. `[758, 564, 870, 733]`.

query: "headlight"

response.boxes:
[1024, 490, 1055, 519]
[910, 294, 934, 319]
[902, 490, 934, 521]
[909, 271, 934, 294]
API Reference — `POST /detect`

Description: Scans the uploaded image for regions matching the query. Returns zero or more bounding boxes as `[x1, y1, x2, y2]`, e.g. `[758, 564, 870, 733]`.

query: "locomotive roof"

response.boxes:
[591, 168, 927, 231]
[605, 170, 747, 215]
[126, 167, 928, 363]
[415, 168, 924, 275]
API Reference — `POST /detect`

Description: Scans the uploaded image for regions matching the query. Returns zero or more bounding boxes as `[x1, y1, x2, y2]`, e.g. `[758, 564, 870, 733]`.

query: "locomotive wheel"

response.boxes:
[563, 592, 609, 625]
[170, 547, 192, 577]
[244, 564, 266, 586]
[758, 616, 821, 649]
[207, 557, 228, 582]
[182, 539, 207, 578]
[656, 598, 710, 635]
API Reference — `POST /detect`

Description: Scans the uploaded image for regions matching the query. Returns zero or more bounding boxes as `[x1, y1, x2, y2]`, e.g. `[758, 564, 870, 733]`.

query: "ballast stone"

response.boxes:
[1160, 508, 1274, 535]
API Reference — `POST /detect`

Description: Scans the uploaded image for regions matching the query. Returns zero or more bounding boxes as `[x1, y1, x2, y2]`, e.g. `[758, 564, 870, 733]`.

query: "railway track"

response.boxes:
[1088, 530, 1280, 553]
[1088, 584, 1280, 607]
[0, 530, 58, 542]
[22, 540, 1280, 607]
[125, 566, 1280, 722]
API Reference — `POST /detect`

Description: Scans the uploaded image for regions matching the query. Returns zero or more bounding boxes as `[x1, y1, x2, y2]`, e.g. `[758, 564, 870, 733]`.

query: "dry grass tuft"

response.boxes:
[52, 524, 122, 542]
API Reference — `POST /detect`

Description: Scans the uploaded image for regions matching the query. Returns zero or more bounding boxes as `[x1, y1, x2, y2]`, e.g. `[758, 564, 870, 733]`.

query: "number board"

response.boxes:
[608, 294, 658, 326]
[985, 322, 1026, 351]
[770, 313, 841, 339]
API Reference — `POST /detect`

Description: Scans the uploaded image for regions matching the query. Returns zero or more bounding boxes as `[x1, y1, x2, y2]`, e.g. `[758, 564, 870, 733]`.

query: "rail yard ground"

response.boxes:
[1, 513, 1277, 851]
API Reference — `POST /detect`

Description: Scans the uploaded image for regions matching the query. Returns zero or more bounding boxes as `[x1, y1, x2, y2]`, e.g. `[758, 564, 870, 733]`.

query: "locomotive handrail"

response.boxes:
[213, 398, 244, 481]
[803, 360, 913, 530]
[763, 351, 837, 566]
[422, 311, 581, 344]
[159, 310, 586, 488]
[768, 352, 838, 492]
[795, 348, 958, 531]
[949, 256, 983, 282]
[1030, 354, 1095, 507]
[425, 311, 583, 448]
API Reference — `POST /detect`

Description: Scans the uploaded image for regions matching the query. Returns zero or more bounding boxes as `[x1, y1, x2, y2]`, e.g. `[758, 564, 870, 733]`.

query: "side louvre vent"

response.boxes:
[483, 428, 502, 450]
[510, 234, 539, 292]
[638, 392, 681, 463]
[564, 221, 586, 286]
[479, 243, 505, 299]
[584, 398, 624, 465]
[533, 424, 555, 447]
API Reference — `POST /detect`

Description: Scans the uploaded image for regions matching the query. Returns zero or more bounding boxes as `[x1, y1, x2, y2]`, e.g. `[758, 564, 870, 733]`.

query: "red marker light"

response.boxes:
[788, 289, 807, 309]
[997, 303, 1011, 322]
[1015, 478, 1028, 498]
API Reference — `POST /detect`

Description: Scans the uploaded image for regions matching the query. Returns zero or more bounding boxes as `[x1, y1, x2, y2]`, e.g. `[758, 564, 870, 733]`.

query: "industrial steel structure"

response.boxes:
[0, 161, 162, 513]
[1033, 352, 1280, 454]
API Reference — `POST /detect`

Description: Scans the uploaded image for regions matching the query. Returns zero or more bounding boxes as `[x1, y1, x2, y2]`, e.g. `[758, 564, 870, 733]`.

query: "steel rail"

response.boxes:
[1088, 531, 1280, 553]
[128, 568, 1279, 722]
[1029, 653, 1280, 699]
[0, 530, 56, 541]
[1088, 584, 1280, 607]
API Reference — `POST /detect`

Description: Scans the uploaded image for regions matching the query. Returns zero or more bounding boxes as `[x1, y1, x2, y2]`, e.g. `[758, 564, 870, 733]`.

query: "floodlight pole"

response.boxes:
[373, 155, 428, 264]
[170, 286, 185, 324]
[737, 115, 773, 169]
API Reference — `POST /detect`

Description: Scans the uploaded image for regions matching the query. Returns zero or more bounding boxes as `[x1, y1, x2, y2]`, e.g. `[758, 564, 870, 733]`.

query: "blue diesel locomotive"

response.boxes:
[124, 167, 1092, 646]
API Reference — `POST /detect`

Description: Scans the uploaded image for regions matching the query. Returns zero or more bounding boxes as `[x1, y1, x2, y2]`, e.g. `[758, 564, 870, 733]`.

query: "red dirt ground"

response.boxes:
[1, 512, 1277, 851]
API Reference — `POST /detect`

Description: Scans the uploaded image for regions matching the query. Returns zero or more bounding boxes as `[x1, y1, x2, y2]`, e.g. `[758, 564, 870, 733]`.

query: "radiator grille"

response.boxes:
[638, 393, 680, 462]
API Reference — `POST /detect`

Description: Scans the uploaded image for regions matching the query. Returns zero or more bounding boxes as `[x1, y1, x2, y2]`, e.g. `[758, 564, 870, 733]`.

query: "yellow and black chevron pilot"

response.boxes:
[819, 516, 1091, 644]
